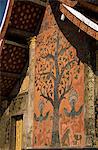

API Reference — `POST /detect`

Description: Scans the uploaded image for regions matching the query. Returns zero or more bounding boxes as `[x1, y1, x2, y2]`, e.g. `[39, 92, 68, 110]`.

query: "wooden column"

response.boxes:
[25, 36, 36, 149]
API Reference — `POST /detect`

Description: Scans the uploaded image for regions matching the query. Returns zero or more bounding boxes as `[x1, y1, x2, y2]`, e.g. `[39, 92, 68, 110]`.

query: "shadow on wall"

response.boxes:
[0, 58, 29, 117]
[49, 0, 96, 73]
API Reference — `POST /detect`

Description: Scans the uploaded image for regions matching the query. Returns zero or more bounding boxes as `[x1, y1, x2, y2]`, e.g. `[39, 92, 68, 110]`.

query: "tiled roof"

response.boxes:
[0, 0, 45, 116]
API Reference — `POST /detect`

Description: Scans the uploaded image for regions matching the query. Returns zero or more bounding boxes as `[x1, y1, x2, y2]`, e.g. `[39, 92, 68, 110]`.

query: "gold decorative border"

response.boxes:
[84, 64, 96, 147]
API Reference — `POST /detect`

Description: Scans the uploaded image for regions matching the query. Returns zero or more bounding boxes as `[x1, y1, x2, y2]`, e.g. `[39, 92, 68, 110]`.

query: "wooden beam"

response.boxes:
[15, 0, 47, 7]
[0, 71, 21, 79]
[0, 95, 8, 101]
[78, 0, 98, 13]
[6, 27, 33, 39]
[5, 40, 28, 48]
[80, 0, 98, 5]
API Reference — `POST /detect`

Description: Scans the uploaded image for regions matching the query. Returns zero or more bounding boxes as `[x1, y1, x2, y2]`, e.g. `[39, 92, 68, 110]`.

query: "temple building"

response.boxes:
[0, 0, 98, 149]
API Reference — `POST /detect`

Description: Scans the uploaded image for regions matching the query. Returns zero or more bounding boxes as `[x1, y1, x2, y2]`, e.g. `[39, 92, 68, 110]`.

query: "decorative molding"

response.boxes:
[84, 64, 96, 147]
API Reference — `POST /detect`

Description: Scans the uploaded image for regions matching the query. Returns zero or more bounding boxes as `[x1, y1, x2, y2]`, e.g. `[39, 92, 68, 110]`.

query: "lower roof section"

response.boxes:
[60, 3, 98, 40]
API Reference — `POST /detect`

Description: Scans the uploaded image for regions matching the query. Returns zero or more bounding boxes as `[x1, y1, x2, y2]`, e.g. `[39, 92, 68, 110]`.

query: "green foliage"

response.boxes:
[74, 74, 78, 79]
[66, 63, 71, 70]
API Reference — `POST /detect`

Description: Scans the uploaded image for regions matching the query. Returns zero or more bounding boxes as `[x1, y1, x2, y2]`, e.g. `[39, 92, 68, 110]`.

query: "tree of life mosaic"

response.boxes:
[33, 29, 84, 148]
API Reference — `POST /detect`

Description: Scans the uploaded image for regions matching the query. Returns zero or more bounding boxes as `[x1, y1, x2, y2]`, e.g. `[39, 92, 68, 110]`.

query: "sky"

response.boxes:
[0, 0, 9, 32]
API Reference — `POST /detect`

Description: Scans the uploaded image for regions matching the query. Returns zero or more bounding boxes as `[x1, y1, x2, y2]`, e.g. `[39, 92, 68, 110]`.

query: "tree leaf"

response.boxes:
[74, 74, 78, 79]
[59, 48, 66, 56]
[66, 64, 71, 70]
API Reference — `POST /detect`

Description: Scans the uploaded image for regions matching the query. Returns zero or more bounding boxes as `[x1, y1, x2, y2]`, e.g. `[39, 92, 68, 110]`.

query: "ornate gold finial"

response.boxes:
[29, 36, 36, 50]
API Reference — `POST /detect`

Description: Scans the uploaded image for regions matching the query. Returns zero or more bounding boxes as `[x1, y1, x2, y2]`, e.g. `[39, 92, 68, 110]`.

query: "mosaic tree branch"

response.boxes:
[59, 79, 72, 104]
[41, 71, 56, 80]
[59, 59, 76, 83]
[58, 45, 71, 56]
[41, 54, 54, 60]
[54, 34, 60, 78]
[40, 90, 54, 107]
